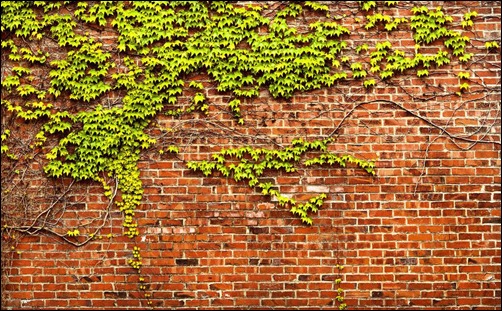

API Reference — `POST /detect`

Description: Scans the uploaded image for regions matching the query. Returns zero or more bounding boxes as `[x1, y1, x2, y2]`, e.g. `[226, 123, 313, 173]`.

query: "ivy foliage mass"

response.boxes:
[188, 137, 375, 225]
[1, 1, 492, 232]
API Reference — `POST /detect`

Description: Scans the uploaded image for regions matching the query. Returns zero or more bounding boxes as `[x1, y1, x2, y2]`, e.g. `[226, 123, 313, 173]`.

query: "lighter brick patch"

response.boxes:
[306, 185, 329, 193]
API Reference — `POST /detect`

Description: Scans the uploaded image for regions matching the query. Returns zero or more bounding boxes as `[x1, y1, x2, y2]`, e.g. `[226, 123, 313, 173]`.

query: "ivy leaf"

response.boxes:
[457, 72, 470, 79]
[459, 82, 470, 91]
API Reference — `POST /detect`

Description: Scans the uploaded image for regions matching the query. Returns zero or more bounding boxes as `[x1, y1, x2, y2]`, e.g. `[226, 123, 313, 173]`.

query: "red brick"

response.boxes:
[2, 2, 501, 311]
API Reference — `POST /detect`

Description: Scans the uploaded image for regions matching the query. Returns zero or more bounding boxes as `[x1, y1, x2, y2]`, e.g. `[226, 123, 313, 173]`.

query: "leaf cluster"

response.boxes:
[187, 138, 375, 224]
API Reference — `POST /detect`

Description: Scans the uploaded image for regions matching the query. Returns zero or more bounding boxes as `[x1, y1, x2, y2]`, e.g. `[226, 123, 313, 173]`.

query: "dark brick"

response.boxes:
[399, 257, 418, 265]
[249, 227, 269, 234]
[176, 259, 199, 266]
[104, 292, 128, 299]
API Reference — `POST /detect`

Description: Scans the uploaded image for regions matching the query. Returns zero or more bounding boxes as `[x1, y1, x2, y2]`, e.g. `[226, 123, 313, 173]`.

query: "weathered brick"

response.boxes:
[1, 1, 501, 310]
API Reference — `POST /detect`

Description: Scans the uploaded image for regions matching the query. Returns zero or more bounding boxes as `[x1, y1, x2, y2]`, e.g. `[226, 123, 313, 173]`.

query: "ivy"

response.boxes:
[304, 1, 329, 14]
[457, 72, 470, 79]
[359, 1, 376, 11]
[187, 138, 375, 225]
[48, 40, 113, 101]
[1, 1, 44, 39]
[1, 1, 499, 307]
[485, 41, 499, 50]
[1, 1, 481, 230]
[363, 79, 376, 88]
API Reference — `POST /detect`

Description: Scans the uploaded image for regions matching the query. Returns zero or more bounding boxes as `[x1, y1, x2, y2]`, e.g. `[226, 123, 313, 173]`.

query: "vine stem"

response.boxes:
[327, 99, 501, 146]
[10, 178, 118, 247]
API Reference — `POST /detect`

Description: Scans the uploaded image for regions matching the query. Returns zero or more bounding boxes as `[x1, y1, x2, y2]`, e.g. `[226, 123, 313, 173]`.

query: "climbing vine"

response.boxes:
[1, 1, 500, 308]
[187, 137, 375, 225]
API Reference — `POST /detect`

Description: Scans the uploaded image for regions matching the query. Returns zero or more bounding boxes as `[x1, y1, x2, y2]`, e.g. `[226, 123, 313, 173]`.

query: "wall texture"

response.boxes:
[1, 1, 501, 310]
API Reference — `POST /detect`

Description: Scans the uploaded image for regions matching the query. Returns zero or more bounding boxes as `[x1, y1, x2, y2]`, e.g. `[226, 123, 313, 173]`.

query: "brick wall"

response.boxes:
[1, 1, 500, 310]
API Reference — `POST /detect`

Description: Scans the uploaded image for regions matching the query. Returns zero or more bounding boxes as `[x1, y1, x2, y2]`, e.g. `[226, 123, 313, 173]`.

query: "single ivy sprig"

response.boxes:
[187, 138, 376, 225]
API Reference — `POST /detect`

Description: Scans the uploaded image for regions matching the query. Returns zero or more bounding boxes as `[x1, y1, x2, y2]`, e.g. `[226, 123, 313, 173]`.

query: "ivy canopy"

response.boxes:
[1, 0, 497, 258]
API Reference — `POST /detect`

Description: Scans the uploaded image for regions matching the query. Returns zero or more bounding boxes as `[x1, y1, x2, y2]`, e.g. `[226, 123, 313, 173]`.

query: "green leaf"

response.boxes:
[363, 79, 376, 88]
[457, 72, 470, 79]
[459, 82, 470, 91]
